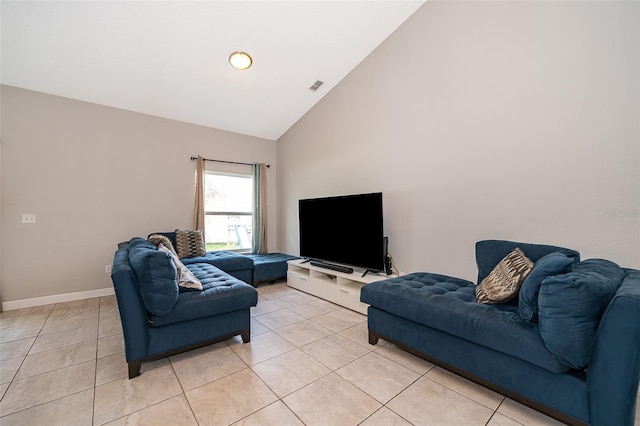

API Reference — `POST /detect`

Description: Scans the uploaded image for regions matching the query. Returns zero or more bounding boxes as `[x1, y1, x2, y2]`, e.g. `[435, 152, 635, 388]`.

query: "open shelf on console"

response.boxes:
[286, 259, 389, 314]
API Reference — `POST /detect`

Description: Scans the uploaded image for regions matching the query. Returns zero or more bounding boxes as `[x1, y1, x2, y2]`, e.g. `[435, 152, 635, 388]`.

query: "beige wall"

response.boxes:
[1, 86, 277, 302]
[277, 1, 640, 281]
[2, 1, 638, 304]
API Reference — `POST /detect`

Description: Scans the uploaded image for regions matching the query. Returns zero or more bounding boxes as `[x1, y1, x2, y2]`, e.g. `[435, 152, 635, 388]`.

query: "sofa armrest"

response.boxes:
[111, 248, 150, 363]
[587, 269, 640, 426]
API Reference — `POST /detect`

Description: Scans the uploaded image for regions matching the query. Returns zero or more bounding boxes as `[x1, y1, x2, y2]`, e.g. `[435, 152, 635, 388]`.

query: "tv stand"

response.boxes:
[309, 260, 354, 274]
[287, 259, 387, 314]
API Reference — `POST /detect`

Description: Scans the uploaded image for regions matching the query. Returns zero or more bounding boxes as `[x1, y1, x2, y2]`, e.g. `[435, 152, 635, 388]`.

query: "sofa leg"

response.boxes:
[368, 330, 379, 345]
[241, 329, 251, 343]
[128, 361, 141, 379]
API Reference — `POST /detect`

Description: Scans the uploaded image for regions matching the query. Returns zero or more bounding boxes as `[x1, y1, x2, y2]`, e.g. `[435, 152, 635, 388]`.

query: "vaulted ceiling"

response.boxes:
[1, 1, 425, 140]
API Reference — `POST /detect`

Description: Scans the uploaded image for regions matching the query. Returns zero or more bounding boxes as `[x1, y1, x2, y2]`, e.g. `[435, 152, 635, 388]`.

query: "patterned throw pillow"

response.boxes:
[476, 247, 533, 304]
[174, 229, 206, 259]
[148, 234, 178, 257]
[158, 244, 203, 291]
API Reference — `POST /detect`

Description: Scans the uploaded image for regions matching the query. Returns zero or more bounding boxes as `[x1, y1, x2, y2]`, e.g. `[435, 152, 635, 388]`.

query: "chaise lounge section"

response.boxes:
[149, 231, 255, 284]
[248, 252, 300, 285]
[148, 232, 298, 286]
[361, 240, 640, 426]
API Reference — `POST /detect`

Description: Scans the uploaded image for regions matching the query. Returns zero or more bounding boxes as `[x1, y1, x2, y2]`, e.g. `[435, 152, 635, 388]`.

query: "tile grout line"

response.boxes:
[267, 287, 505, 425]
[93, 297, 104, 426]
[231, 287, 368, 425]
[0, 303, 55, 404]
[0, 285, 575, 425]
[0, 300, 98, 421]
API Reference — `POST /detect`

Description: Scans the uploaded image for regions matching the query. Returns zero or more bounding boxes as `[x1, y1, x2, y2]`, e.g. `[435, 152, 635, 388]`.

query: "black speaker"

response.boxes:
[383, 237, 392, 275]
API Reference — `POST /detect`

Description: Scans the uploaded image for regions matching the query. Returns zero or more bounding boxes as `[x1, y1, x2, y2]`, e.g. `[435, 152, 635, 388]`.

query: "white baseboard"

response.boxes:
[2, 287, 115, 311]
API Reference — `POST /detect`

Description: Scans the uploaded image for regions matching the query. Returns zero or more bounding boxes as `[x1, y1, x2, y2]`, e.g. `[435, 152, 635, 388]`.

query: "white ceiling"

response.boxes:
[1, 1, 425, 141]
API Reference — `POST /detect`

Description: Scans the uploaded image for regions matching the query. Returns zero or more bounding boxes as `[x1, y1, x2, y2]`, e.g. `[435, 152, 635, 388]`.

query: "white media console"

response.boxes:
[287, 259, 389, 315]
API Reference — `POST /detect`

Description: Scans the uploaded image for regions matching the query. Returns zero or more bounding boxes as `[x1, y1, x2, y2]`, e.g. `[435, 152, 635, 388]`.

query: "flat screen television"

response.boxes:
[298, 192, 385, 273]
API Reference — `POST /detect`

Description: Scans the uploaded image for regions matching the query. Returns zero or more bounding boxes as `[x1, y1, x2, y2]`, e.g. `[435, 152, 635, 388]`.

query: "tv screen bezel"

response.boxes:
[298, 192, 385, 273]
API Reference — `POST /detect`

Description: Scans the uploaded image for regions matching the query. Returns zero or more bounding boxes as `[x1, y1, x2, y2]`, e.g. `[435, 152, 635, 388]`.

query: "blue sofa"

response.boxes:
[111, 237, 258, 378]
[247, 252, 300, 285]
[148, 232, 298, 286]
[149, 231, 254, 284]
[361, 240, 640, 426]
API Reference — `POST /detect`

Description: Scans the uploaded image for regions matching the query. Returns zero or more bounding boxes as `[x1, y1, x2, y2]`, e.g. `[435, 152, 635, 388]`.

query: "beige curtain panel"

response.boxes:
[193, 155, 205, 231]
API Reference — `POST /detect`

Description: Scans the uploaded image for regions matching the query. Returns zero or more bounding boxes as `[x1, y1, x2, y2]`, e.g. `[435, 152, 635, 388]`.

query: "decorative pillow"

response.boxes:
[158, 244, 203, 291]
[128, 239, 179, 316]
[538, 259, 624, 369]
[476, 247, 533, 304]
[174, 229, 206, 258]
[518, 252, 574, 323]
[148, 234, 178, 257]
[475, 240, 580, 284]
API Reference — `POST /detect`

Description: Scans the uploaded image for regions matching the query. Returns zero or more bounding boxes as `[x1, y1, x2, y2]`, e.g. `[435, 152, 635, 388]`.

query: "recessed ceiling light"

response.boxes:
[229, 51, 253, 70]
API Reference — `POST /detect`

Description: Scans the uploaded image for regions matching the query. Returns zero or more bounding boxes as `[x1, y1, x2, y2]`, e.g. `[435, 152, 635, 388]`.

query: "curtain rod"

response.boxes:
[190, 156, 270, 168]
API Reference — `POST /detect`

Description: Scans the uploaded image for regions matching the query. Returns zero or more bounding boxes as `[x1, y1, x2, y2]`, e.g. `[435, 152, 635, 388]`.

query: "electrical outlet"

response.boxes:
[22, 214, 37, 224]
[105, 265, 112, 274]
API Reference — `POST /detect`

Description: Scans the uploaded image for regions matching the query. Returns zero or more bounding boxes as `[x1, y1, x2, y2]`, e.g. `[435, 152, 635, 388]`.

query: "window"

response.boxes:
[204, 172, 253, 252]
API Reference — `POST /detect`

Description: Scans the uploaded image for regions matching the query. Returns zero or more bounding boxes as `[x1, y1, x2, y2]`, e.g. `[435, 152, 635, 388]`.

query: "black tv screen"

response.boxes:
[298, 192, 384, 272]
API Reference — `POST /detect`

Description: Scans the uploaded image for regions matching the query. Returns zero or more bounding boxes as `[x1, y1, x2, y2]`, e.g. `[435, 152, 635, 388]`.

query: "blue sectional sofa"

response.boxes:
[111, 237, 258, 378]
[150, 231, 255, 284]
[248, 252, 300, 285]
[361, 240, 640, 426]
[148, 232, 298, 286]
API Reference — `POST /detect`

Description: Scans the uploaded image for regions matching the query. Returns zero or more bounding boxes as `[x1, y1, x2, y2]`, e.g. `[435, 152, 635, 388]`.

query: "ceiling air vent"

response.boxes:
[309, 80, 324, 91]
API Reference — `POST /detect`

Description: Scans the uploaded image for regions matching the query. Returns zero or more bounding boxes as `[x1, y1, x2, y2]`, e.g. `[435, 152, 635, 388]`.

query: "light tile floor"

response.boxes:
[0, 281, 637, 425]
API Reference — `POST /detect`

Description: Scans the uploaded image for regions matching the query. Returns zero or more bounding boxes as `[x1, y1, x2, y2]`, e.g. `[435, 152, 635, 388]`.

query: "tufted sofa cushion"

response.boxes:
[181, 251, 254, 272]
[538, 258, 624, 370]
[128, 237, 179, 316]
[148, 262, 258, 327]
[361, 272, 570, 373]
